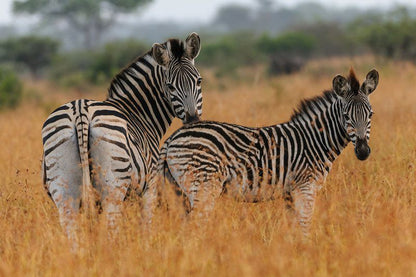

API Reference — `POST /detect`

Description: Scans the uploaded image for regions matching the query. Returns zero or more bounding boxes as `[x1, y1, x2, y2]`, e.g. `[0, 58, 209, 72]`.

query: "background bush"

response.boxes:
[50, 39, 149, 87]
[0, 36, 59, 78]
[0, 67, 23, 109]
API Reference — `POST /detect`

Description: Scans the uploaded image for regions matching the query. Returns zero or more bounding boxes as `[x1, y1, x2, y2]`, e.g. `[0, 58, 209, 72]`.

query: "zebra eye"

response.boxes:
[167, 84, 175, 92]
[197, 77, 202, 86]
[344, 113, 350, 121]
[369, 111, 374, 118]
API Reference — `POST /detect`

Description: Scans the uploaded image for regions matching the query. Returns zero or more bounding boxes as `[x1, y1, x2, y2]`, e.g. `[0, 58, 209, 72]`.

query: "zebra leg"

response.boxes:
[142, 170, 159, 224]
[187, 172, 223, 221]
[165, 157, 225, 220]
[43, 128, 82, 247]
[89, 128, 132, 233]
[290, 183, 317, 236]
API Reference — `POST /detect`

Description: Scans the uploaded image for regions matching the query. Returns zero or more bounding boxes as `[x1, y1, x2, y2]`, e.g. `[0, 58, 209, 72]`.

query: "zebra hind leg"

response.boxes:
[43, 137, 83, 249]
[89, 144, 131, 235]
[186, 172, 224, 222]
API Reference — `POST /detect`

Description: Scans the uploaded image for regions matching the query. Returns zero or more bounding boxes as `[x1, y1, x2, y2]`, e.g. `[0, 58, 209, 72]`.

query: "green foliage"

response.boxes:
[257, 32, 316, 57]
[198, 32, 264, 77]
[50, 39, 149, 87]
[13, 0, 152, 49]
[198, 31, 318, 77]
[351, 7, 416, 62]
[89, 39, 149, 83]
[0, 36, 59, 78]
[13, 0, 150, 15]
[0, 67, 23, 109]
[257, 32, 316, 76]
[295, 22, 359, 57]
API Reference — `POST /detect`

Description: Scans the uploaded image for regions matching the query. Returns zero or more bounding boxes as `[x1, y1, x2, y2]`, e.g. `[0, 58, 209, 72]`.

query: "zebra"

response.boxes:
[148, 68, 379, 234]
[42, 33, 202, 241]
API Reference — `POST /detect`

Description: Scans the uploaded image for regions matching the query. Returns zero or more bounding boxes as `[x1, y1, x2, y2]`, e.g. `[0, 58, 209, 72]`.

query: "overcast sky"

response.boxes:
[1, 0, 415, 24]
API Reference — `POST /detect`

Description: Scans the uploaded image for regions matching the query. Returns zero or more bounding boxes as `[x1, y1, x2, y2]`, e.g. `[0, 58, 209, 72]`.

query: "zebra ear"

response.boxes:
[361, 69, 379, 95]
[152, 43, 170, 67]
[185, 32, 201, 60]
[333, 75, 350, 98]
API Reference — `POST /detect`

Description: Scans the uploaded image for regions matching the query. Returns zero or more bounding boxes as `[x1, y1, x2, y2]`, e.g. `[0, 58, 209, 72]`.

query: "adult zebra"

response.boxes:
[42, 33, 202, 240]
[149, 69, 379, 234]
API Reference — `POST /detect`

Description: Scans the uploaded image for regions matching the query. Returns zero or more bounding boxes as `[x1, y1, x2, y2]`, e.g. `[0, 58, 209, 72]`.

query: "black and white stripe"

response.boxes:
[42, 33, 202, 241]
[149, 69, 379, 233]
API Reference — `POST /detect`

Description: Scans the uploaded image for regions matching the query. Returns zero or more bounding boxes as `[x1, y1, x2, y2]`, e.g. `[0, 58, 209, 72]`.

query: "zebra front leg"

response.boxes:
[290, 183, 317, 236]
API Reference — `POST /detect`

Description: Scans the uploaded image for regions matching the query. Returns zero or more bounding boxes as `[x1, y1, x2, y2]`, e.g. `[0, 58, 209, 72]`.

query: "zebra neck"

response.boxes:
[322, 99, 350, 159]
[298, 97, 350, 163]
[106, 54, 175, 142]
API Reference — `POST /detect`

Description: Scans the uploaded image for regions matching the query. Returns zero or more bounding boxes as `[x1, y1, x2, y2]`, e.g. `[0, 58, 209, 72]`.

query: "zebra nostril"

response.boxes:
[355, 139, 371, 161]
[184, 111, 199, 124]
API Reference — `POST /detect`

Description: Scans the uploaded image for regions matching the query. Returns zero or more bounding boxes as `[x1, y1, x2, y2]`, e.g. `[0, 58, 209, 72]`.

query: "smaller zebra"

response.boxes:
[147, 69, 379, 234]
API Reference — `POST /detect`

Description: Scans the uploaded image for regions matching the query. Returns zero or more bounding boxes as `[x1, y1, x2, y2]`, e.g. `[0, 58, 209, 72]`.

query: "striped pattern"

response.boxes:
[42, 33, 202, 241]
[150, 69, 379, 234]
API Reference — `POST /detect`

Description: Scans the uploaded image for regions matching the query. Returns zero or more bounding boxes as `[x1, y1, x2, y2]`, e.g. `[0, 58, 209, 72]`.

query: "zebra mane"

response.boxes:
[290, 90, 337, 121]
[348, 67, 360, 94]
[107, 50, 152, 96]
[107, 38, 185, 96]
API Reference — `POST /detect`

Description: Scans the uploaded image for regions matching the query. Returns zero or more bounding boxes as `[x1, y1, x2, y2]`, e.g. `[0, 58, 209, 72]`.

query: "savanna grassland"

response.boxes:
[0, 57, 415, 276]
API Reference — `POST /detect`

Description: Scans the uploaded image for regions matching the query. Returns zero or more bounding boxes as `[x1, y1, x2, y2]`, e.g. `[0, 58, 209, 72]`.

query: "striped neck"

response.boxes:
[106, 53, 175, 142]
[289, 91, 350, 163]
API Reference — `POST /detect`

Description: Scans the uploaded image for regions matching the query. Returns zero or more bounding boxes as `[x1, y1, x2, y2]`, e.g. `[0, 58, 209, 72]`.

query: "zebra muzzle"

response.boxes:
[355, 139, 371, 161]
[184, 110, 200, 124]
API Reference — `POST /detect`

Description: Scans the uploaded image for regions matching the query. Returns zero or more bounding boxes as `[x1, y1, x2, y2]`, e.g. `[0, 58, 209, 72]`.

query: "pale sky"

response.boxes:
[1, 0, 415, 24]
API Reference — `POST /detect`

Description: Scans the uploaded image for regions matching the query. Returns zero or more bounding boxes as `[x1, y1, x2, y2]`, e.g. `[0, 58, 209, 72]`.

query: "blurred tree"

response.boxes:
[198, 32, 262, 78]
[295, 22, 358, 57]
[257, 32, 316, 75]
[0, 67, 23, 109]
[13, 0, 152, 49]
[50, 38, 149, 87]
[0, 36, 59, 78]
[351, 7, 416, 62]
[214, 4, 253, 31]
[258, 32, 316, 56]
[89, 39, 149, 83]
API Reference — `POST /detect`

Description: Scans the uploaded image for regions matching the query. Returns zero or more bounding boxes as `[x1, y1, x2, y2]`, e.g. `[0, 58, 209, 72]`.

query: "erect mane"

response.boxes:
[290, 90, 337, 121]
[107, 47, 153, 96]
[348, 67, 360, 94]
[167, 38, 185, 59]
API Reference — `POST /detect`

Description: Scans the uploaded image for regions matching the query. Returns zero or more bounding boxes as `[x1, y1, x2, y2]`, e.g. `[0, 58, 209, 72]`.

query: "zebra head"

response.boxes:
[333, 69, 379, 161]
[152, 32, 202, 124]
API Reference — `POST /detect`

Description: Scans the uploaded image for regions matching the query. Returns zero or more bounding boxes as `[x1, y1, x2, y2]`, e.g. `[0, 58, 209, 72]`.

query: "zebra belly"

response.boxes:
[223, 165, 283, 203]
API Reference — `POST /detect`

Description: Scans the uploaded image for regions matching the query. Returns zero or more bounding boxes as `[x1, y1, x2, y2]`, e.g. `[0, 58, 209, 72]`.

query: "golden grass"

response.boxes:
[0, 57, 415, 276]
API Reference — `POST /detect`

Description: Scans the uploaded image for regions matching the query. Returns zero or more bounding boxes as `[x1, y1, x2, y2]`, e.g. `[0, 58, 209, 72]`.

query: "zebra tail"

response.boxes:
[74, 110, 94, 218]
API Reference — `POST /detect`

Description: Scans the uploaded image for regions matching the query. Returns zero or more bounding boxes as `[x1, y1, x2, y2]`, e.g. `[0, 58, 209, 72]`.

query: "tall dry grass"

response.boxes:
[0, 57, 415, 276]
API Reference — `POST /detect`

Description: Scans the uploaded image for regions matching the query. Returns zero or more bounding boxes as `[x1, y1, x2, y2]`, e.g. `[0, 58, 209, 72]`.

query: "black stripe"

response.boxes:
[42, 125, 72, 144]
[42, 114, 71, 129]
[44, 137, 71, 157]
